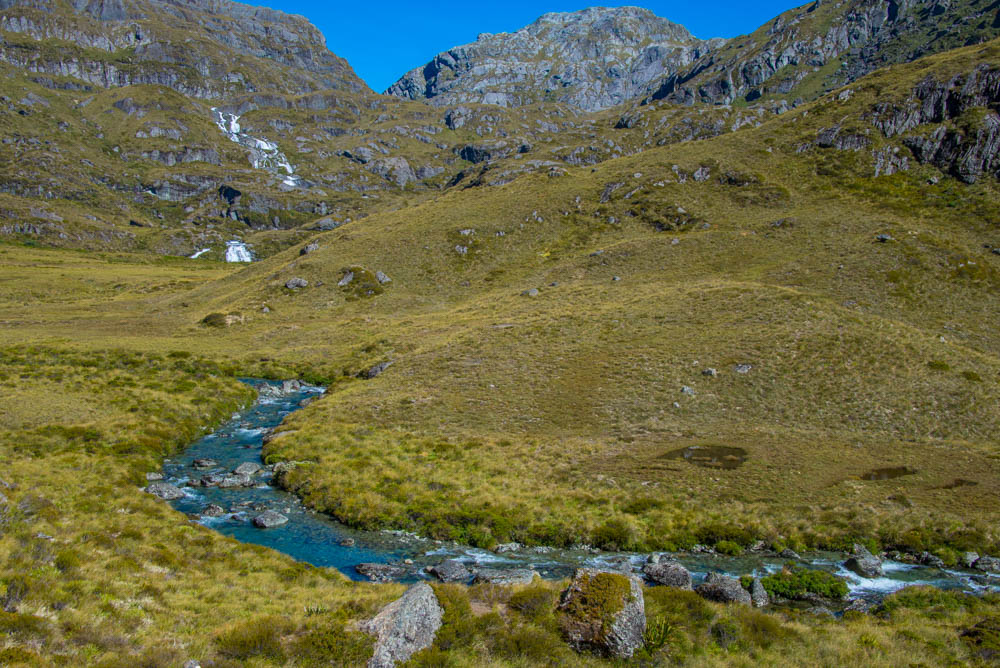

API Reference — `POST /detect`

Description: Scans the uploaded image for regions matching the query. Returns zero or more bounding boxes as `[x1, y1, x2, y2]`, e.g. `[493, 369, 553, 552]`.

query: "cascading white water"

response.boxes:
[225, 240, 253, 263]
[211, 108, 300, 188]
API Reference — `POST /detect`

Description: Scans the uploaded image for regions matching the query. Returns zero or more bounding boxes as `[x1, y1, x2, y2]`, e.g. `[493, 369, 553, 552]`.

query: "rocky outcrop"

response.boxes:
[429, 559, 471, 583]
[361, 582, 444, 668]
[144, 480, 185, 500]
[356, 563, 410, 583]
[387, 7, 718, 112]
[557, 569, 646, 659]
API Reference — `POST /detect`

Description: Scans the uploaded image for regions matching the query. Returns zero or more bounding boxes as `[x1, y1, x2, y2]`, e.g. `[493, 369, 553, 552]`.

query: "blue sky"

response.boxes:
[262, 1, 804, 93]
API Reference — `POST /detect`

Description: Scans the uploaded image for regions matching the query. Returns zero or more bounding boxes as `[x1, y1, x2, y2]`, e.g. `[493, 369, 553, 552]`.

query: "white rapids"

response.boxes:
[211, 108, 301, 188]
[225, 240, 253, 263]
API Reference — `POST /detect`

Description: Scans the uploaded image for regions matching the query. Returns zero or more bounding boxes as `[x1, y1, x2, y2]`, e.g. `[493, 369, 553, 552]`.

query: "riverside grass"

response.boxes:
[1, 41, 1000, 666]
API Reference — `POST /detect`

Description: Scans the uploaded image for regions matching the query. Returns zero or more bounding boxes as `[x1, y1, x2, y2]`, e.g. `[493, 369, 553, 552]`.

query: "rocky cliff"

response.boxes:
[387, 7, 721, 112]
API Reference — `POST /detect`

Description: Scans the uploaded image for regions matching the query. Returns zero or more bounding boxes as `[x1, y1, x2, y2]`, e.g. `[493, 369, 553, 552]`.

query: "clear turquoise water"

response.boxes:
[164, 380, 999, 599]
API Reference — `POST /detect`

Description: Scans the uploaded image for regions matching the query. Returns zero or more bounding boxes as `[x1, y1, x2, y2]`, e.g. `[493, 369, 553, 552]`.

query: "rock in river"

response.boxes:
[144, 481, 186, 500]
[233, 462, 261, 477]
[845, 544, 883, 578]
[362, 582, 443, 668]
[429, 559, 471, 583]
[696, 573, 752, 605]
[558, 569, 646, 659]
[473, 568, 538, 585]
[356, 563, 410, 583]
[252, 511, 288, 528]
[202, 504, 226, 517]
[642, 560, 692, 589]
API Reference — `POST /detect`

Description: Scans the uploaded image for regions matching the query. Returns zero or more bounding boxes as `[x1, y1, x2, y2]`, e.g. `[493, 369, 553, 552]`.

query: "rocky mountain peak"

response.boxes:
[386, 6, 721, 111]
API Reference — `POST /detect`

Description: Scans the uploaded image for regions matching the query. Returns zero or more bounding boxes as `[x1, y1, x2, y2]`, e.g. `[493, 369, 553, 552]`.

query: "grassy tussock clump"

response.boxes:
[761, 567, 850, 601]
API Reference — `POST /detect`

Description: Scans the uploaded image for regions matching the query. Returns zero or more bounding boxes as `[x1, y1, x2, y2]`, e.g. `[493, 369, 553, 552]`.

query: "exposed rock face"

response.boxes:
[557, 569, 646, 659]
[648, 0, 1000, 106]
[870, 64, 1000, 183]
[0, 0, 368, 100]
[695, 573, 752, 605]
[361, 582, 444, 668]
[387, 7, 718, 112]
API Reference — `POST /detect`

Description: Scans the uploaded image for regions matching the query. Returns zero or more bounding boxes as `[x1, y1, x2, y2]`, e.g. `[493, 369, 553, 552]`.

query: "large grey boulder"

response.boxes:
[845, 544, 883, 578]
[356, 563, 410, 583]
[218, 473, 254, 488]
[558, 569, 646, 659]
[750, 578, 770, 607]
[362, 582, 443, 668]
[642, 560, 692, 589]
[145, 481, 186, 500]
[695, 573, 752, 605]
[974, 556, 1000, 573]
[252, 511, 288, 528]
[285, 277, 308, 289]
[472, 568, 538, 585]
[234, 462, 262, 477]
[429, 559, 471, 583]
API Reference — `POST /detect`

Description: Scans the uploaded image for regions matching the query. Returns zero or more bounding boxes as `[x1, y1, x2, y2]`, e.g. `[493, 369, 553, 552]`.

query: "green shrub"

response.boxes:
[761, 567, 848, 600]
[927, 360, 951, 371]
[591, 518, 637, 551]
[716, 540, 744, 556]
[290, 620, 373, 666]
[509, 583, 557, 621]
[214, 615, 290, 661]
[201, 313, 228, 328]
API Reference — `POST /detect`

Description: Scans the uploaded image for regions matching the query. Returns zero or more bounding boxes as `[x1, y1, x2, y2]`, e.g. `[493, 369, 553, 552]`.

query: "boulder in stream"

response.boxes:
[642, 560, 692, 589]
[845, 544, 883, 578]
[362, 582, 443, 668]
[696, 573, 752, 605]
[974, 556, 1000, 573]
[192, 458, 218, 469]
[252, 511, 288, 528]
[473, 568, 538, 586]
[356, 563, 410, 583]
[429, 559, 471, 583]
[557, 568, 646, 659]
[144, 481, 186, 500]
[233, 462, 261, 477]
[202, 504, 226, 518]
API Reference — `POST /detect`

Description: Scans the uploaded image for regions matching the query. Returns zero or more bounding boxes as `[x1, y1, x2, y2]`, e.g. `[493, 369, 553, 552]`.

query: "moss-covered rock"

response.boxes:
[557, 568, 645, 658]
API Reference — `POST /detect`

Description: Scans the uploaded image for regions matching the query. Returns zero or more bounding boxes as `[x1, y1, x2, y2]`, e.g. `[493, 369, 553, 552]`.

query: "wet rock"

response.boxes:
[642, 560, 692, 589]
[429, 559, 471, 583]
[362, 582, 443, 668]
[845, 597, 874, 614]
[696, 573, 752, 605]
[200, 473, 225, 487]
[145, 472, 164, 481]
[234, 462, 262, 477]
[750, 578, 769, 608]
[202, 504, 226, 517]
[285, 277, 308, 289]
[473, 568, 538, 585]
[144, 481, 186, 500]
[300, 242, 319, 255]
[252, 511, 288, 528]
[493, 542, 523, 553]
[558, 569, 645, 659]
[272, 461, 298, 474]
[359, 361, 393, 379]
[963, 552, 981, 569]
[974, 556, 1000, 573]
[807, 606, 836, 618]
[845, 544, 883, 578]
[193, 458, 218, 469]
[779, 548, 801, 560]
[920, 551, 946, 569]
[339, 538, 356, 547]
[281, 380, 303, 394]
[356, 563, 409, 583]
[218, 473, 254, 488]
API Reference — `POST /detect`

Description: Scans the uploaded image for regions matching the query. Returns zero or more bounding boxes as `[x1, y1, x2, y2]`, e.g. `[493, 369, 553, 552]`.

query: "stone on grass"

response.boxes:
[558, 569, 646, 659]
[285, 277, 308, 289]
[300, 242, 319, 255]
[750, 578, 769, 607]
[376, 270, 391, 284]
[362, 582, 443, 668]
[696, 573, 752, 605]
[338, 271, 354, 287]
